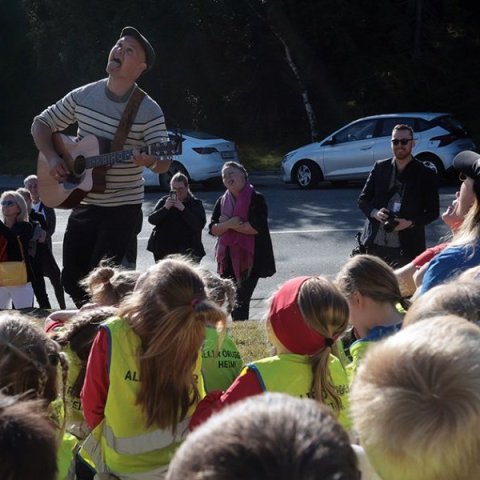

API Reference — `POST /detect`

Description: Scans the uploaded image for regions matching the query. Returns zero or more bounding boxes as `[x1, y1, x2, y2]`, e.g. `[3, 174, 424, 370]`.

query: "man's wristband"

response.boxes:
[148, 159, 158, 171]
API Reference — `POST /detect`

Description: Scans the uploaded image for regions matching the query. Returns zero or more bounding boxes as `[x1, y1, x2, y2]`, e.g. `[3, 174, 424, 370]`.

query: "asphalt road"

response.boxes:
[36, 173, 456, 318]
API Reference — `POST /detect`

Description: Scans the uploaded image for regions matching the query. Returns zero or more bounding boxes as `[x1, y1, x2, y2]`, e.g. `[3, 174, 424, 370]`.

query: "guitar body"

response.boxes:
[37, 133, 110, 209]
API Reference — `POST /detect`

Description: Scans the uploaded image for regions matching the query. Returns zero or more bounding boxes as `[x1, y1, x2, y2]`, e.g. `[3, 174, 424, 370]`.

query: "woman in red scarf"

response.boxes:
[210, 162, 275, 320]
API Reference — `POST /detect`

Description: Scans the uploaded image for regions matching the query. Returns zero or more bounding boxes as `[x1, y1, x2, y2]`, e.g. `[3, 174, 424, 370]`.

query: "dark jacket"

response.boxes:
[147, 193, 206, 261]
[358, 157, 439, 259]
[209, 190, 276, 279]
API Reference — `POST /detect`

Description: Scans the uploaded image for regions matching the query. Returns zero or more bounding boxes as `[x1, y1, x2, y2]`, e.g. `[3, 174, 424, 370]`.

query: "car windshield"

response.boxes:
[432, 115, 467, 134]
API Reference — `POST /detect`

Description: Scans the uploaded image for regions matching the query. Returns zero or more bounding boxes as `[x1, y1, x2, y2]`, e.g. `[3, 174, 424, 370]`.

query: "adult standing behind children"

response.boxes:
[147, 172, 206, 262]
[31, 26, 171, 307]
[209, 161, 275, 320]
[24, 174, 66, 309]
[358, 124, 439, 268]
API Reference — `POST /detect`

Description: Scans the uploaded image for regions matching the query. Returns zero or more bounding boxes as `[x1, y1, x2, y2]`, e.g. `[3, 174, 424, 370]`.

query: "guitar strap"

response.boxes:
[110, 86, 146, 152]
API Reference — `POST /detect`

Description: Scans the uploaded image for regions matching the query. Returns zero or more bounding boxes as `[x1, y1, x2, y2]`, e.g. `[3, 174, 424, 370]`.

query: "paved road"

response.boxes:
[1, 174, 456, 318]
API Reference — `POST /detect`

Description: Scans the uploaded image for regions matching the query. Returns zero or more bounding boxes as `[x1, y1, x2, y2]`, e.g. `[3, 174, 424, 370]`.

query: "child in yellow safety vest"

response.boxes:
[81, 257, 227, 479]
[0, 311, 77, 480]
[200, 268, 243, 392]
[190, 276, 352, 431]
[335, 254, 409, 382]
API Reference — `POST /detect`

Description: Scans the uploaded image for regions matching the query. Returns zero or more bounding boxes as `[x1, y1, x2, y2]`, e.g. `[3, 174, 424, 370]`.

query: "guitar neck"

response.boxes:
[84, 144, 174, 169]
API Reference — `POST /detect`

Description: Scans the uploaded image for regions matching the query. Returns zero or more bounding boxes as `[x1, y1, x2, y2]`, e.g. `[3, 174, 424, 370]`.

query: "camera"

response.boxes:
[383, 212, 399, 233]
[169, 190, 177, 201]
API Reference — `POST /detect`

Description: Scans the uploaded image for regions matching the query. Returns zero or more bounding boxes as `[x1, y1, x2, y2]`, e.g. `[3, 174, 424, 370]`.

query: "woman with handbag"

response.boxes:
[0, 190, 35, 309]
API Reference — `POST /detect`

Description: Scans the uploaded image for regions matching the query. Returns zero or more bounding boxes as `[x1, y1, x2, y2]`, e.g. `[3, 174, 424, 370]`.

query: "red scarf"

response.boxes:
[215, 184, 255, 281]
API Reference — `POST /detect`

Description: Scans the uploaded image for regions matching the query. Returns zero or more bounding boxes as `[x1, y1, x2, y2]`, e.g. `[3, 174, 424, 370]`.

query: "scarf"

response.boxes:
[215, 183, 255, 281]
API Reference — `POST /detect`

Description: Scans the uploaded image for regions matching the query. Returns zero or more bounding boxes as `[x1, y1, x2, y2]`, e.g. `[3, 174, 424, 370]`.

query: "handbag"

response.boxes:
[0, 237, 28, 287]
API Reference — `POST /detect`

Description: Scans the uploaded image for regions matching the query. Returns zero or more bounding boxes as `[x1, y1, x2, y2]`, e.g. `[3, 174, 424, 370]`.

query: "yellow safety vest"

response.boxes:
[201, 325, 243, 392]
[247, 353, 351, 429]
[94, 316, 205, 477]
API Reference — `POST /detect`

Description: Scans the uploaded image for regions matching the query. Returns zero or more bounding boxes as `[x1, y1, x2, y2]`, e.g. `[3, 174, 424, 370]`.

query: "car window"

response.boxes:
[333, 120, 377, 143]
[379, 118, 416, 137]
[431, 115, 466, 133]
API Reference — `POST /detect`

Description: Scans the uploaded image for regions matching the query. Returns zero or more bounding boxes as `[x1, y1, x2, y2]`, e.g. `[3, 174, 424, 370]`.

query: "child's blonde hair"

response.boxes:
[351, 315, 480, 480]
[118, 258, 227, 431]
[80, 261, 141, 306]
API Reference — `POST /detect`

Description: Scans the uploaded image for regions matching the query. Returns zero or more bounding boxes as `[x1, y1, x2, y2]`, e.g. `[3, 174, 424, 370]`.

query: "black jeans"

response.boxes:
[366, 244, 411, 269]
[221, 254, 259, 321]
[62, 204, 142, 307]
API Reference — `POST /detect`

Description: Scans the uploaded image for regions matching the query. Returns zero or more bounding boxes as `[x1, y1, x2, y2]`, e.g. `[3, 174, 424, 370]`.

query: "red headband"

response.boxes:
[269, 276, 329, 355]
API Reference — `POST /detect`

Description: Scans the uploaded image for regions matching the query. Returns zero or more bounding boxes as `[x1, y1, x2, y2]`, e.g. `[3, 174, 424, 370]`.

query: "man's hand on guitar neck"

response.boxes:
[132, 150, 171, 174]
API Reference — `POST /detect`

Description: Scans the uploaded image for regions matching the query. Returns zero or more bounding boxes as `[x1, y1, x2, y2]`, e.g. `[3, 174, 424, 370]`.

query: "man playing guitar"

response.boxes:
[31, 26, 171, 307]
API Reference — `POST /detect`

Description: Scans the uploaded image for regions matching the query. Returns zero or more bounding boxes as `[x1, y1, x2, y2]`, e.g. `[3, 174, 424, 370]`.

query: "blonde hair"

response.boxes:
[351, 315, 480, 480]
[404, 281, 480, 327]
[197, 267, 236, 315]
[449, 196, 480, 248]
[336, 254, 410, 311]
[0, 311, 68, 433]
[296, 277, 349, 413]
[118, 258, 226, 430]
[80, 262, 141, 306]
[0, 190, 29, 222]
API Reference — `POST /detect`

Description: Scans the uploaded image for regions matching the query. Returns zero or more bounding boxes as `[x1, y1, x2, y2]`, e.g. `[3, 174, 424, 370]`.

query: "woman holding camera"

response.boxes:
[147, 172, 206, 262]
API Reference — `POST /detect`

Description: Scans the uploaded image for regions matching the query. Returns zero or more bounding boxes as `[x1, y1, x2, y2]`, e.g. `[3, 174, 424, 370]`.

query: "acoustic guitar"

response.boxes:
[37, 132, 180, 209]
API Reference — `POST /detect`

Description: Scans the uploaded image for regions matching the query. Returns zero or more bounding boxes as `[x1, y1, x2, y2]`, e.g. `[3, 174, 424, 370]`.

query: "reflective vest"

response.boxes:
[201, 325, 243, 392]
[347, 322, 402, 383]
[247, 353, 351, 429]
[63, 344, 89, 439]
[95, 316, 205, 477]
[57, 432, 78, 480]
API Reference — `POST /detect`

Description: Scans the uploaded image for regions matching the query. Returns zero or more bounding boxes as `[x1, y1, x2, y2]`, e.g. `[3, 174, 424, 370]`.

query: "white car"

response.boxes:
[144, 129, 240, 189]
[281, 112, 476, 188]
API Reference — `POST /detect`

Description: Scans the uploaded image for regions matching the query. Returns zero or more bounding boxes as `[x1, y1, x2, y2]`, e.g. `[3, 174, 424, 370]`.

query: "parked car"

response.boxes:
[281, 112, 476, 188]
[143, 129, 240, 190]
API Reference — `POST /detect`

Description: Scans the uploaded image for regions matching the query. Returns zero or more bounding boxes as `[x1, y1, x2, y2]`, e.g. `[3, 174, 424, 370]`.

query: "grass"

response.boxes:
[238, 144, 283, 172]
[228, 319, 271, 364]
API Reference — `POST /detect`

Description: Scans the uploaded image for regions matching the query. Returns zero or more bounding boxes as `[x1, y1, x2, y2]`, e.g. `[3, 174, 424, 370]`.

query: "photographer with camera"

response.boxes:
[358, 124, 439, 268]
[147, 172, 206, 262]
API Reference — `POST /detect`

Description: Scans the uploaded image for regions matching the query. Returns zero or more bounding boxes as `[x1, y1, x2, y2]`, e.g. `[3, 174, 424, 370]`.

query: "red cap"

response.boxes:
[269, 276, 328, 355]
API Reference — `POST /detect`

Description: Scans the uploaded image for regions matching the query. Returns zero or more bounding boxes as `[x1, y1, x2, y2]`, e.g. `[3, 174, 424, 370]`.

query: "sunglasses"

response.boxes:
[391, 139, 413, 146]
[1, 200, 16, 207]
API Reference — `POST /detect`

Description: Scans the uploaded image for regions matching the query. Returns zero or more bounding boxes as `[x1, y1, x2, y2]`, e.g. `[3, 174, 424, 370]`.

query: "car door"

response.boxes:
[322, 119, 377, 180]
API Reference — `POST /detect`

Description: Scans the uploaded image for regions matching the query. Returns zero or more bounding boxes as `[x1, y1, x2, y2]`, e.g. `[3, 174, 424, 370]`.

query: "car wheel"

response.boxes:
[294, 160, 322, 189]
[159, 162, 189, 191]
[417, 154, 445, 178]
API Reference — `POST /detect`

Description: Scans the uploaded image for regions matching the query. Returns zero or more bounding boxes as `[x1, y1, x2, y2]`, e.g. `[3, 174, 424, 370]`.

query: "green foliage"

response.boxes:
[2, 0, 480, 167]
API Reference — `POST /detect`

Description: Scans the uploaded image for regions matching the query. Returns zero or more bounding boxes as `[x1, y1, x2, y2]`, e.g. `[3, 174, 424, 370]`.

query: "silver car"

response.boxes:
[144, 129, 239, 190]
[281, 112, 476, 188]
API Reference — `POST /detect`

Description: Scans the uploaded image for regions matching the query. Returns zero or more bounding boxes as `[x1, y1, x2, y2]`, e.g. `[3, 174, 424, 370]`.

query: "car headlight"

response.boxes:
[282, 152, 295, 164]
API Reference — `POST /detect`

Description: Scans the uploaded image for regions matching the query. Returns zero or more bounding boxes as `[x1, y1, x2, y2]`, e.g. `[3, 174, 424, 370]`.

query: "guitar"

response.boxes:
[37, 133, 180, 209]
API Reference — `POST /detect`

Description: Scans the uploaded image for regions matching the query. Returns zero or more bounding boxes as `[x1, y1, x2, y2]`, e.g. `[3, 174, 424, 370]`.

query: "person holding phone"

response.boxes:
[147, 172, 206, 262]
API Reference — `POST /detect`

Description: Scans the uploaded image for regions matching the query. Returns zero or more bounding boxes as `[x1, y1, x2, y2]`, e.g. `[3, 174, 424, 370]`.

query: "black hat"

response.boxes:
[453, 150, 480, 198]
[120, 26, 155, 72]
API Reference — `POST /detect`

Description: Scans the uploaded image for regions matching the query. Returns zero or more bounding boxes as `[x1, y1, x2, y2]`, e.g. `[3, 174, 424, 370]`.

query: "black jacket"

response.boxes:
[147, 194, 206, 261]
[358, 157, 439, 259]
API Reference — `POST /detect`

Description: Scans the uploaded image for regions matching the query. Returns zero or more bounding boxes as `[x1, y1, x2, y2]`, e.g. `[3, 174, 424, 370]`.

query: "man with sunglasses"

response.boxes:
[358, 124, 439, 268]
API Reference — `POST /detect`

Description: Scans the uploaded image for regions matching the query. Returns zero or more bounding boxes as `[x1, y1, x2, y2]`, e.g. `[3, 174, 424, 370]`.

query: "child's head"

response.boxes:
[0, 393, 58, 480]
[336, 254, 408, 330]
[267, 276, 349, 411]
[80, 262, 141, 306]
[351, 315, 480, 480]
[404, 281, 480, 327]
[119, 257, 227, 430]
[197, 267, 236, 315]
[0, 311, 66, 404]
[167, 392, 360, 480]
